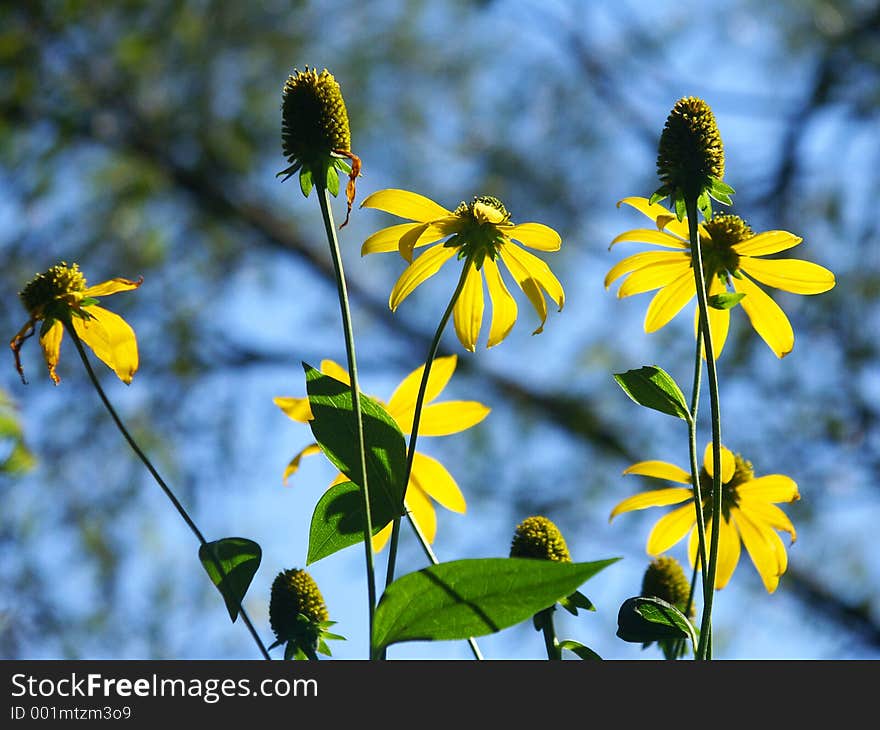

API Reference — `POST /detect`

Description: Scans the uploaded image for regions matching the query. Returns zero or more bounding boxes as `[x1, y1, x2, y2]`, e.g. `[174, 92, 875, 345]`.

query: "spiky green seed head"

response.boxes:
[641, 556, 692, 617]
[269, 568, 329, 646]
[657, 97, 725, 196]
[281, 67, 351, 166]
[509, 515, 571, 562]
[19, 262, 86, 316]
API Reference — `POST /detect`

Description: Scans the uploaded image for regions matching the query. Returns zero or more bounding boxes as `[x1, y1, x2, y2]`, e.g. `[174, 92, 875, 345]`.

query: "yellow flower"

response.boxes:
[609, 443, 800, 593]
[274, 354, 489, 551]
[604, 197, 836, 358]
[11, 262, 142, 385]
[360, 189, 564, 351]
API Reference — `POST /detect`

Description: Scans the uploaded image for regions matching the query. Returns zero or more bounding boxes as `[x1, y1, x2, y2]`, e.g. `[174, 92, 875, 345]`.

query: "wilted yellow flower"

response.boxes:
[274, 355, 489, 551]
[11, 262, 142, 385]
[609, 443, 800, 593]
[360, 189, 564, 351]
[604, 197, 836, 358]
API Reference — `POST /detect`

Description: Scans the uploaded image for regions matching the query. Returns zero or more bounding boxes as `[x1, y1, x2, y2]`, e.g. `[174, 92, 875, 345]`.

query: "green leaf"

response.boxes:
[198, 537, 262, 623]
[558, 639, 603, 660]
[708, 292, 746, 310]
[372, 557, 620, 655]
[307, 480, 398, 564]
[616, 596, 697, 650]
[299, 168, 313, 197]
[558, 589, 595, 616]
[613, 366, 689, 421]
[303, 363, 406, 522]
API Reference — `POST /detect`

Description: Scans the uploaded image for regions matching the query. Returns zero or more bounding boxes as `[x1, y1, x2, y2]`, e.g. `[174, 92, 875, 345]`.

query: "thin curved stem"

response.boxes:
[687, 328, 709, 592]
[317, 187, 376, 659]
[685, 197, 723, 661]
[537, 608, 561, 661]
[65, 321, 270, 660]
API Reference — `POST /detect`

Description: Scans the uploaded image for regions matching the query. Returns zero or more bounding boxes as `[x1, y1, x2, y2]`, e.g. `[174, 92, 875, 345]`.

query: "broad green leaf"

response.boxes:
[708, 292, 746, 310]
[558, 640, 603, 660]
[616, 596, 697, 651]
[307, 480, 397, 564]
[303, 363, 406, 522]
[614, 366, 689, 421]
[373, 557, 620, 655]
[198, 537, 262, 623]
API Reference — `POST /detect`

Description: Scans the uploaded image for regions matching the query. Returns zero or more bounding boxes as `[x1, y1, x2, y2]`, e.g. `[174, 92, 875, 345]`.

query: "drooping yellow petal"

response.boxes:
[72, 305, 139, 384]
[274, 396, 313, 423]
[609, 487, 693, 521]
[738, 257, 836, 295]
[646, 502, 697, 555]
[398, 221, 454, 263]
[410, 451, 466, 513]
[499, 241, 564, 311]
[508, 222, 562, 251]
[736, 496, 797, 541]
[389, 245, 458, 311]
[499, 246, 547, 334]
[320, 359, 350, 386]
[604, 251, 686, 290]
[371, 522, 394, 553]
[452, 262, 484, 352]
[732, 274, 794, 358]
[361, 223, 424, 255]
[281, 443, 322, 485]
[702, 442, 735, 483]
[483, 257, 518, 348]
[733, 509, 783, 593]
[695, 276, 731, 359]
[609, 228, 688, 250]
[623, 460, 692, 484]
[360, 188, 452, 222]
[39, 319, 64, 384]
[417, 401, 490, 436]
[406, 482, 437, 544]
[617, 256, 692, 298]
[616, 197, 691, 239]
[732, 230, 802, 257]
[83, 276, 143, 298]
[386, 355, 458, 420]
[712, 516, 742, 589]
[644, 269, 695, 333]
[736, 474, 800, 503]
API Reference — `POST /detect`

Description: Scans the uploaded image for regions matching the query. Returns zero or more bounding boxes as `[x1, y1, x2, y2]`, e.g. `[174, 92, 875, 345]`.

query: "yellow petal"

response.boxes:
[739, 257, 836, 295]
[616, 197, 691, 239]
[695, 276, 731, 359]
[702, 442, 735, 483]
[389, 245, 458, 311]
[499, 242, 564, 311]
[499, 245, 547, 334]
[360, 188, 451, 222]
[410, 451, 467, 513]
[72, 305, 139, 384]
[732, 230, 802, 257]
[371, 522, 394, 552]
[623, 460, 692, 484]
[646, 503, 697, 555]
[361, 223, 424, 255]
[273, 396, 313, 422]
[406, 482, 437, 544]
[83, 276, 143, 298]
[417, 401, 490, 436]
[609, 488, 693, 521]
[604, 251, 686, 290]
[473, 200, 507, 224]
[387, 355, 458, 420]
[617, 256, 692, 298]
[736, 474, 800, 503]
[39, 319, 64, 384]
[281, 443, 322, 485]
[644, 269, 695, 333]
[609, 228, 688, 250]
[732, 274, 794, 358]
[398, 222, 454, 263]
[712, 516, 742, 589]
[320, 359, 350, 386]
[452, 262, 484, 352]
[736, 496, 797, 541]
[483, 257, 518, 348]
[508, 222, 562, 251]
[733, 509, 783, 593]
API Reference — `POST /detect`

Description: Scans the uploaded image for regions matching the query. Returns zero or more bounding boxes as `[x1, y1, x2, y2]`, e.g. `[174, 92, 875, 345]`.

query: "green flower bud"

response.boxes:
[509, 515, 571, 562]
[641, 556, 692, 618]
[269, 568, 329, 652]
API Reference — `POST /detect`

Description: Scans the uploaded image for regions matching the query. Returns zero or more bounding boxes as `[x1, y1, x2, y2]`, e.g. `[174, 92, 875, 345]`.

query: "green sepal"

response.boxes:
[697, 190, 712, 220]
[333, 157, 352, 174]
[649, 185, 671, 207]
[276, 161, 301, 183]
[198, 537, 262, 623]
[78, 297, 99, 308]
[558, 589, 595, 616]
[673, 192, 687, 222]
[614, 365, 690, 421]
[299, 168, 314, 197]
[616, 596, 697, 652]
[708, 292, 746, 310]
[38, 317, 58, 338]
[558, 639, 602, 660]
[326, 165, 340, 197]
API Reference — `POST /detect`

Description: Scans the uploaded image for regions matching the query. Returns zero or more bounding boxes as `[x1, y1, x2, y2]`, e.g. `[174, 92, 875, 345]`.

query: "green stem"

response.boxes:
[317, 186, 376, 660]
[687, 327, 709, 592]
[537, 608, 561, 660]
[65, 322, 271, 661]
[381, 259, 483, 661]
[685, 196, 723, 662]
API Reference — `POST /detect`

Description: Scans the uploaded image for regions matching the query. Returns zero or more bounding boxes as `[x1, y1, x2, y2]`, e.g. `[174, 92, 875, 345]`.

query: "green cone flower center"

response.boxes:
[509, 515, 571, 562]
[19, 262, 86, 316]
[698, 452, 754, 521]
[281, 67, 351, 166]
[269, 568, 329, 646]
[657, 96, 725, 197]
[641, 556, 692, 617]
[699, 214, 751, 281]
[448, 195, 511, 269]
